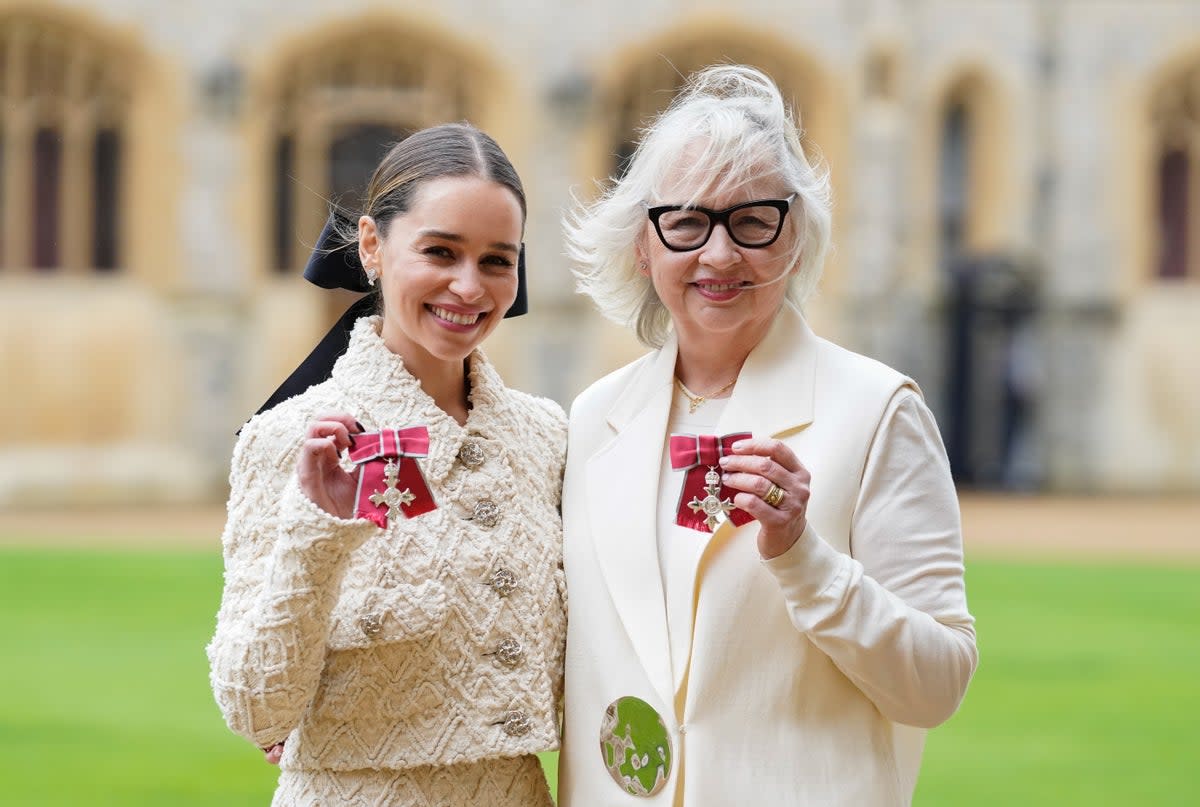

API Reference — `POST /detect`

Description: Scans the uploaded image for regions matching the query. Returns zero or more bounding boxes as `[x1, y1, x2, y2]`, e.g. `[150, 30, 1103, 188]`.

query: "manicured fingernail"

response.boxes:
[348, 434, 357, 449]
[718, 456, 730, 466]
[355, 421, 365, 432]
[732, 440, 747, 450]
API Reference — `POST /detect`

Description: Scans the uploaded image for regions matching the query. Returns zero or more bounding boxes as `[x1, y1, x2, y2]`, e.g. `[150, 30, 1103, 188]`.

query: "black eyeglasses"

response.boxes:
[645, 193, 796, 251]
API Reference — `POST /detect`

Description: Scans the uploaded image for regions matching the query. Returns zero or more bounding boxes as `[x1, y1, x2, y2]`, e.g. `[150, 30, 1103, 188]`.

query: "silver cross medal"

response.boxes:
[369, 459, 415, 520]
[687, 466, 734, 531]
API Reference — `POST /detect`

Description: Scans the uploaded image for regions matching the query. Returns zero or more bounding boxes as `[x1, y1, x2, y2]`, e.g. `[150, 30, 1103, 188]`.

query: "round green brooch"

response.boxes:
[598, 695, 673, 797]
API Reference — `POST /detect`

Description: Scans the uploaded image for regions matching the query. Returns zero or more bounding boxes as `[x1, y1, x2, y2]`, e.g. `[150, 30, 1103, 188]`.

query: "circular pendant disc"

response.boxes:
[598, 696, 673, 797]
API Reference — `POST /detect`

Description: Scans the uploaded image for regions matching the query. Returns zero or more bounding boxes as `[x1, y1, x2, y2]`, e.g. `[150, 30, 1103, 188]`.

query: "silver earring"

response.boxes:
[364, 265, 377, 286]
[638, 261, 648, 271]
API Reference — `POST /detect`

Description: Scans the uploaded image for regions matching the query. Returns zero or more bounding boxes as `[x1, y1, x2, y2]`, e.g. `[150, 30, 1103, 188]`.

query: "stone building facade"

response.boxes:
[1, 0, 1198, 504]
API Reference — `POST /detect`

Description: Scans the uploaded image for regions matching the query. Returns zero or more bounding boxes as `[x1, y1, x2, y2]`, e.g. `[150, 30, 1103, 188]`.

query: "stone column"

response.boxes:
[171, 58, 250, 495]
[1040, 17, 1120, 491]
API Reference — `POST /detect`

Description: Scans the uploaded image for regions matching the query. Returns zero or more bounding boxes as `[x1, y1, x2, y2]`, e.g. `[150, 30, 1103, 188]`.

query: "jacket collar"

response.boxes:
[329, 316, 509, 485]
[605, 303, 818, 440]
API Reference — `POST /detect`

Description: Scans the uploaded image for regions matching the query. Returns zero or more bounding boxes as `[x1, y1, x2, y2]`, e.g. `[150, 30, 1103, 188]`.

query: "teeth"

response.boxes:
[697, 282, 742, 292]
[430, 306, 481, 325]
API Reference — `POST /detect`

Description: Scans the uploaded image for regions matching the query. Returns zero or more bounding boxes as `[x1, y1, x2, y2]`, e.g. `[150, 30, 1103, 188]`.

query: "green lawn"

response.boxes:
[0, 547, 1195, 805]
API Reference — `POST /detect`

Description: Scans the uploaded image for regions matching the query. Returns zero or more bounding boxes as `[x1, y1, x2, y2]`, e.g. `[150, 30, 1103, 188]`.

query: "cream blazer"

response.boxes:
[559, 305, 977, 806]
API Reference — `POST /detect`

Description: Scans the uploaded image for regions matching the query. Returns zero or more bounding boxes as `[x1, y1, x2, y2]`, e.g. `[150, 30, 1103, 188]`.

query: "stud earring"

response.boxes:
[364, 265, 378, 286]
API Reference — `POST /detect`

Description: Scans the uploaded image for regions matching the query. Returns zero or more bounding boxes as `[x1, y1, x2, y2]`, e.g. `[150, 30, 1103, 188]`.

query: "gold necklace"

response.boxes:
[675, 377, 737, 414]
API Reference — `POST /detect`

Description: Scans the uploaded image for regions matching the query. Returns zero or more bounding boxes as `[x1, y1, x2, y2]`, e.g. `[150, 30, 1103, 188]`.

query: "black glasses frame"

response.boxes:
[645, 193, 797, 252]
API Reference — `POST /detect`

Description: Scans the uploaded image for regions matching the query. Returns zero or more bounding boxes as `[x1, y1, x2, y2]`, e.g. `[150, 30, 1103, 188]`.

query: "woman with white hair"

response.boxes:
[558, 65, 977, 806]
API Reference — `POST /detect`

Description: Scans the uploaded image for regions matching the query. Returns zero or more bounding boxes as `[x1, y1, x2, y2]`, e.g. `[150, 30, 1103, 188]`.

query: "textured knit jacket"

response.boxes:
[207, 316, 568, 773]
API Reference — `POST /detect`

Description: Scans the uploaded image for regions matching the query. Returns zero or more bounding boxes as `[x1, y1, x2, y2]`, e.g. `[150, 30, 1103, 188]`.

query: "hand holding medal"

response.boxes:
[297, 412, 364, 519]
[718, 437, 811, 559]
[298, 415, 436, 527]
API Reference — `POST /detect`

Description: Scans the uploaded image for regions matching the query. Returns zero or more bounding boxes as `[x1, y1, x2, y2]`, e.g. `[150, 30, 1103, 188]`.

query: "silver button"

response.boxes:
[499, 709, 532, 737]
[473, 499, 501, 527]
[487, 567, 518, 598]
[358, 613, 383, 638]
[491, 637, 524, 668]
[458, 439, 485, 468]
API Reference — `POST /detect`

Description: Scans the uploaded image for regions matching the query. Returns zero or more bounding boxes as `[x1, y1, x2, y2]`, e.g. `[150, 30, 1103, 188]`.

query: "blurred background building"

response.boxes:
[1, 0, 1198, 505]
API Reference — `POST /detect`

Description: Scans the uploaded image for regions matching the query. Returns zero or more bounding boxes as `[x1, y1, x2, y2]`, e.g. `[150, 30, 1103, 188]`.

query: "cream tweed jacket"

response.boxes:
[207, 316, 567, 774]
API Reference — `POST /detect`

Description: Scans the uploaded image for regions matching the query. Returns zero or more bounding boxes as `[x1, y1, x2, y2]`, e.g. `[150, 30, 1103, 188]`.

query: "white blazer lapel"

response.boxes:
[677, 306, 820, 704]
[586, 338, 678, 710]
[716, 303, 817, 440]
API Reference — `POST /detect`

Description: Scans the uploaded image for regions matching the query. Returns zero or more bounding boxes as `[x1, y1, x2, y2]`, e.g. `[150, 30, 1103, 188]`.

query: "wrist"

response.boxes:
[758, 521, 806, 559]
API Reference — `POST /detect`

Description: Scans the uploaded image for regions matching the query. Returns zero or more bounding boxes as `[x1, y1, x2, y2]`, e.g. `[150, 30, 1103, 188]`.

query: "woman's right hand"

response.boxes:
[296, 413, 363, 519]
[262, 742, 284, 765]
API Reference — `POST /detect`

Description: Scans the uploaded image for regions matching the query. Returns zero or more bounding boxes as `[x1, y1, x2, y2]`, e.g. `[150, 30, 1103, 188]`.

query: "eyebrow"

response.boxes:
[417, 229, 519, 254]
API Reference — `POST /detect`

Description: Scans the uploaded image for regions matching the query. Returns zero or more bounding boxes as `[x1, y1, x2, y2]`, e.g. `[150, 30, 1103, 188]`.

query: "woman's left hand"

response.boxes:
[719, 438, 811, 559]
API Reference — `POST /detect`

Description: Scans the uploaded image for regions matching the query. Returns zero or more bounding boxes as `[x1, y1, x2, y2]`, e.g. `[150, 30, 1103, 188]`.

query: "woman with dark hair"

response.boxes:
[208, 123, 565, 806]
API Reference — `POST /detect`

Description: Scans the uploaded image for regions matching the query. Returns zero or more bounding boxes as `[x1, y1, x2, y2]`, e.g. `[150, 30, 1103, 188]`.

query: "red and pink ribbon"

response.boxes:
[349, 426, 436, 528]
[669, 432, 754, 532]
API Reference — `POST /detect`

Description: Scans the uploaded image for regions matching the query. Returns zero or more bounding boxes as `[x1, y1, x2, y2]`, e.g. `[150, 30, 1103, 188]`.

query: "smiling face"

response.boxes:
[359, 175, 523, 376]
[638, 162, 796, 358]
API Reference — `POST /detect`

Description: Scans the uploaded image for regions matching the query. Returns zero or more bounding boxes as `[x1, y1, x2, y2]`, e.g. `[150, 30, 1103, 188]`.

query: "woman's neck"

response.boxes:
[401, 351, 471, 426]
[674, 337, 751, 395]
[673, 306, 780, 392]
[380, 322, 472, 425]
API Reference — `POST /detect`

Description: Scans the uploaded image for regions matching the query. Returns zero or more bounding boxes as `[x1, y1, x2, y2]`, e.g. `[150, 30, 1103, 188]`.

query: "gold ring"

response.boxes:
[763, 483, 785, 508]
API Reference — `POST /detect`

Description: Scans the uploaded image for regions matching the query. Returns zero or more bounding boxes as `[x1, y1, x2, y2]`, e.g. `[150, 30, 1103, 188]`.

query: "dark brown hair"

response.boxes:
[359, 122, 526, 238]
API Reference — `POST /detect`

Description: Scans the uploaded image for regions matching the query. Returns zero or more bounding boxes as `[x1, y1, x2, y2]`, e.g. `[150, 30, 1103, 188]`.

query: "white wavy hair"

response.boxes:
[564, 64, 832, 348]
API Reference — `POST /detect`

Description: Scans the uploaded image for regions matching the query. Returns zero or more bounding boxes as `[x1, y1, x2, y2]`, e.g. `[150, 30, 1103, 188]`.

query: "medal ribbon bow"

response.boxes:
[349, 426, 437, 527]
[669, 432, 754, 532]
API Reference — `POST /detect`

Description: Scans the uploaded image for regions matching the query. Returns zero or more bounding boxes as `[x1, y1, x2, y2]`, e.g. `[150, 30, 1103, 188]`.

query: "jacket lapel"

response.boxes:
[715, 304, 817, 441]
[586, 336, 678, 710]
[678, 306, 820, 702]
[585, 307, 822, 713]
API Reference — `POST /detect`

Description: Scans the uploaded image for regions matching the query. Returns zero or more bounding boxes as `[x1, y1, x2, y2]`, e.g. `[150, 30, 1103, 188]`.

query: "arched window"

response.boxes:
[268, 32, 476, 273]
[0, 15, 128, 273]
[938, 100, 970, 266]
[934, 73, 1035, 488]
[933, 72, 1013, 269]
[605, 44, 824, 179]
[1151, 61, 1200, 281]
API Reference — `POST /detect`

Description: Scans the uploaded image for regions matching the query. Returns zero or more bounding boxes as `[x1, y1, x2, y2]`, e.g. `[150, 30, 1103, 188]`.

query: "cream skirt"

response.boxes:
[271, 754, 553, 807]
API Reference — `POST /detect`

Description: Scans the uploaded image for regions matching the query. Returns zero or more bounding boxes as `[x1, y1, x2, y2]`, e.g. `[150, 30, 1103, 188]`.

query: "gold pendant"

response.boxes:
[676, 377, 736, 414]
